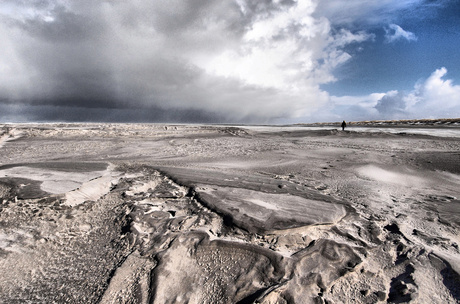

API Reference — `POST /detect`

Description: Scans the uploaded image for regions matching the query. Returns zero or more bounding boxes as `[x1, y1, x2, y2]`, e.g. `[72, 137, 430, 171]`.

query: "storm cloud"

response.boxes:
[0, 0, 378, 122]
[0, 0, 458, 123]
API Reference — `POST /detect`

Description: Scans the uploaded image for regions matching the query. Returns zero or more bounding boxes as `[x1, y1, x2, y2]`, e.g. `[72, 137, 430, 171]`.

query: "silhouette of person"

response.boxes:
[341, 120, 347, 131]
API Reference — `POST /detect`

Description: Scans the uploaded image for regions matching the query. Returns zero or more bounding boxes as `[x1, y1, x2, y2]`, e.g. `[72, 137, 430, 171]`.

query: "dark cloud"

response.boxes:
[241, 0, 296, 17]
[0, 0, 330, 123]
[0, 103, 233, 124]
[19, 6, 100, 42]
[1, 0, 456, 123]
[149, 1, 239, 34]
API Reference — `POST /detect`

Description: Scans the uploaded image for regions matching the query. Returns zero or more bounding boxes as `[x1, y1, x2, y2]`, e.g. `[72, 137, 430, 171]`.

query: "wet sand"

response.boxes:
[0, 123, 459, 303]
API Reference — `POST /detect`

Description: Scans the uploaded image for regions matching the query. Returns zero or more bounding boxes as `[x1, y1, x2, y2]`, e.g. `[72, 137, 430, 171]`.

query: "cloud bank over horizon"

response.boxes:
[0, 0, 459, 123]
[325, 67, 460, 122]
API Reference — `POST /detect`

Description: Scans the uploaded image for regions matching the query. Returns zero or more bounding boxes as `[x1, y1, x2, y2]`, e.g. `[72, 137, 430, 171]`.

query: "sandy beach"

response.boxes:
[0, 123, 459, 303]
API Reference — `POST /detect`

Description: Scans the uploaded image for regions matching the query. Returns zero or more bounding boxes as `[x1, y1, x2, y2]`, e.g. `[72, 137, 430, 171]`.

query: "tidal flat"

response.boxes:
[0, 123, 459, 303]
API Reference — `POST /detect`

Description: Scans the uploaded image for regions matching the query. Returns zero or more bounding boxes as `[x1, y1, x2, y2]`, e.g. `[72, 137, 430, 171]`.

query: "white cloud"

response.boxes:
[305, 93, 384, 122]
[384, 24, 417, 43]
[315, 0, 424, 25]
[374, 90, 408, 118]
[332, 93, 386, 107]
[200, 0, 378, 120]
[372, 67, 460, 119]
[408, 67, 460, 116]
[332, 29, 375, 47]
[310, 68, 460, 122]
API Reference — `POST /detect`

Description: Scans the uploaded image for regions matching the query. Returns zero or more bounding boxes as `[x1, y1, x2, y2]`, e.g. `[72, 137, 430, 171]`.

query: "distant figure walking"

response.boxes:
[341, 120, 347, 131]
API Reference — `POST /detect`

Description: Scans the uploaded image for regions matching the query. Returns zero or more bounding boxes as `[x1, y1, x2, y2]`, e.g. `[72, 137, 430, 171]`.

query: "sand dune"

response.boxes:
[0, 123, 459, 303]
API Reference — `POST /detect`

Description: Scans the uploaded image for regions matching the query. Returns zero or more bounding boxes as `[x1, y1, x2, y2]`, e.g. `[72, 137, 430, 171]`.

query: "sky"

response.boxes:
[0, 0, 459, 124]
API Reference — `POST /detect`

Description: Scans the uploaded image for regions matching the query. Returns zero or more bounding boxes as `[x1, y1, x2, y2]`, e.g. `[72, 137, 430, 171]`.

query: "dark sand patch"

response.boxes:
[414, 151, 460, 174]
[0, 177, 48, 199]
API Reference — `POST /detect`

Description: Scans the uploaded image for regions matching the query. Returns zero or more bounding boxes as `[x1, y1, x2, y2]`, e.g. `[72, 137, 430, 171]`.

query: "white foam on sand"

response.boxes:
[247, 198, 281, 211]
[356, 165, 427, 187]
[0, 128, 23, 149]
[64, 174, 117, 207]
[199, 186, 346, 225]
[0, 229, 33, 253]
[64, 164, 122, 207]
[124, 180, 159, 196]
[0, 163, 120, 206]
[0, 166, 105, 194]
